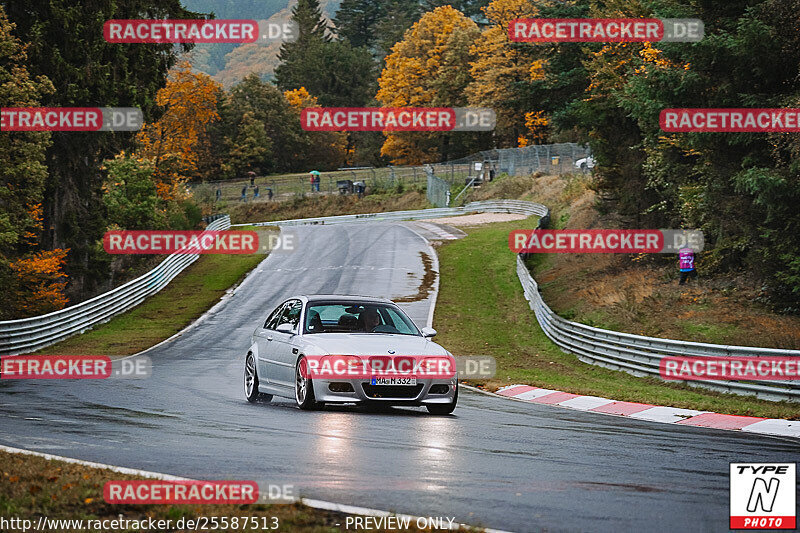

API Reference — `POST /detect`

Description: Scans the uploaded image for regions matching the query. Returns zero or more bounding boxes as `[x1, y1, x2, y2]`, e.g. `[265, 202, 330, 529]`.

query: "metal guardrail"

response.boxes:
[516, 255, 800, 402]
[234, 200, 548, 228]
[0, 216, 232, 356]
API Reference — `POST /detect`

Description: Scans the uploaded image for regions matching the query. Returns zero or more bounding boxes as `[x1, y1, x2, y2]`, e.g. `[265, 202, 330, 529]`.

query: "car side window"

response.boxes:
[264, 302, 287, 330]
[276, 300, 302, 330]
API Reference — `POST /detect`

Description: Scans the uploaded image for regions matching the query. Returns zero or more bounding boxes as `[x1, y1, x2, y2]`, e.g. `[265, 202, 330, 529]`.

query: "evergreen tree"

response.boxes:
[333, 0, 385, 50]
[275, 0, 330, 91]
[1, 0, 203, 300]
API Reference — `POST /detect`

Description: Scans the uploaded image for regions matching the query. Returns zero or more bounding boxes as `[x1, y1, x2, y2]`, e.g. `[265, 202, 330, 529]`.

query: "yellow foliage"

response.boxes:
[136, 61, 221, 200]
[9, 249, 70, 317]
[22, 203, 43, 247]
[520, 110, 549, 145]
[284, 87, 318, 109]
[379, 133, 437, 166]
[467, 0, 539, 143]
[376, 6, 479, 163]
[635, 42, 691, 74]
[482, 0, 539, 27]
[530, 59, 546, 81]
[377, 6, 478, 108]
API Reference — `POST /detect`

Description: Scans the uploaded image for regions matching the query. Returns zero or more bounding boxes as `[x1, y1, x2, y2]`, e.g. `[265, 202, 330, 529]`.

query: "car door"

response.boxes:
[256, 301, 288, 384]
[269, 299, 303, 388]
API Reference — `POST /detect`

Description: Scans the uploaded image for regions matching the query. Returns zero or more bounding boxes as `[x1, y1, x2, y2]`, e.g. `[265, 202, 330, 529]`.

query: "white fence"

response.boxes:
[0, 216, 231, 356]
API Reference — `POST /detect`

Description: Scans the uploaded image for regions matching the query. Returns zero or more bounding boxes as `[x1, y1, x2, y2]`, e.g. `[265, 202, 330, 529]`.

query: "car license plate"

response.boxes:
[371, 377, 416, 386]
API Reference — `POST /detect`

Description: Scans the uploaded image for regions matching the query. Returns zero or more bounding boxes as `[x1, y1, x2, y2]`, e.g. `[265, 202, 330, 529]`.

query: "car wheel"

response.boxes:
[580, 162, 587, 171]
[426, 382, 458, 415]
[295, 356, 323, 410]
[244, 352, 272, 403]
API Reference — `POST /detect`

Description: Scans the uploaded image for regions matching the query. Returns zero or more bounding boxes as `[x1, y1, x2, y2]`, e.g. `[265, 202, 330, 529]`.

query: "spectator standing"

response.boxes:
[678, 247, 697, 285]
[267, 188, 273, 201]
[240, 185, 247, 202]
[309, 170, 321, 192]
[254, 185, 260, 199]
[248, 171, 256, 187]
[215, 187, 221, 202]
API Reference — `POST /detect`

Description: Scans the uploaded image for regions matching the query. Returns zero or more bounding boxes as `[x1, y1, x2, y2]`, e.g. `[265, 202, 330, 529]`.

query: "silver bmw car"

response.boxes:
[243, 295, 458, 414]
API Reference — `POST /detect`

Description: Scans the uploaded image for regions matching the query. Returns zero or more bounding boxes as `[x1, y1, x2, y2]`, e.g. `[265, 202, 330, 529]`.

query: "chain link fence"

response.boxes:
[425, 166, 451, 207]
[189, 143, 590, 204]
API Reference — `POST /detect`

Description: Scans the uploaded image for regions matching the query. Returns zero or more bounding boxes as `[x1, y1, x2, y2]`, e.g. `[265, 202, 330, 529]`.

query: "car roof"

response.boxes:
[299, 294, 395, 305]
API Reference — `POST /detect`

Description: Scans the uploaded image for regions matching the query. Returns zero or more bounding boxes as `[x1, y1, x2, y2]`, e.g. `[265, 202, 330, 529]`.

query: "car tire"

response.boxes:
[295, 356, 323, 410]
[426, 382, 458, 415]
[244, 352, 272, 403]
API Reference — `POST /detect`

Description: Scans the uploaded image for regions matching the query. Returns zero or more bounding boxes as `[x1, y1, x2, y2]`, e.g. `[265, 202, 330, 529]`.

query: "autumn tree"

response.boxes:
[376, 6, 481, 164]
[8, 248, 69, 318]
[466, 0, 541, 146]
[136, 62, 222, 199]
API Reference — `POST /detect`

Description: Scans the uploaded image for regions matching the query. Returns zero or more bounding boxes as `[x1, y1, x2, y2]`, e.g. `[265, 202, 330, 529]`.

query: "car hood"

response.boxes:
[301, 333, 449, 356]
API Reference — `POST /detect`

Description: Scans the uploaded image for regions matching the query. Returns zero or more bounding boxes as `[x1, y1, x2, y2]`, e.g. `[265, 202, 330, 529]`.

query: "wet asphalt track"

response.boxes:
[1, 223, 798, 533]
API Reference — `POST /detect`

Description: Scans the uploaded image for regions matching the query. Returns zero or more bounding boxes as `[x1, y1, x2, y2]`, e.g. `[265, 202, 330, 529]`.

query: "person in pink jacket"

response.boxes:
[678, 247, 697, 285]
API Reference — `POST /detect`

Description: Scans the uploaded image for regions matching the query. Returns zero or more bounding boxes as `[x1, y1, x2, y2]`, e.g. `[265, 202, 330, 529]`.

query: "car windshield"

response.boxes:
[304, 302, 420, 336]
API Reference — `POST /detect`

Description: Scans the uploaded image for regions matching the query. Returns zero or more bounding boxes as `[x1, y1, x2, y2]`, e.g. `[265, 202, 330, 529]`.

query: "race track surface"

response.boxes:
[1, 223, 797, 533]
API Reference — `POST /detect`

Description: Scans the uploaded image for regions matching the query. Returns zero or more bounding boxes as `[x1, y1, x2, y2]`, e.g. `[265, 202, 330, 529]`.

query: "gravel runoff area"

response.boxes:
[420, 212, 528, 226]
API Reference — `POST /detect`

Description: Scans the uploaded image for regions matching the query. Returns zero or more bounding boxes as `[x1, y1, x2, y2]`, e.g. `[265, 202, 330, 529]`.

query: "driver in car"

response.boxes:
[360, 307, 381, 332]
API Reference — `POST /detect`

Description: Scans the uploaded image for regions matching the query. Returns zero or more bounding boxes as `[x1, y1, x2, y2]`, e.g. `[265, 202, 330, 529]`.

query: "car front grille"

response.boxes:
[361, 383, 424, 399]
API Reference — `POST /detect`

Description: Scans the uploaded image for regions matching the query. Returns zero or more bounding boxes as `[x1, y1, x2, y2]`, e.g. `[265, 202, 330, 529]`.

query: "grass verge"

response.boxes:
[0, 450, 439, 532]
[36, 253, 264, 357]
[433, 217, 800, 420]
[230, 188, 429, 225]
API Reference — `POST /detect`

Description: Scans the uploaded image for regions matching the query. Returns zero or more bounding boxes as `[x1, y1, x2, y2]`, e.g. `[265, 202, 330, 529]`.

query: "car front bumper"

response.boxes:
[312, 377, 458, 405]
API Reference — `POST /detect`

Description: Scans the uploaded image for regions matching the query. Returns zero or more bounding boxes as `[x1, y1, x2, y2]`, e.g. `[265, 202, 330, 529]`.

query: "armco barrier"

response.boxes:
[0, 216, 231, 356]
[233, 200, 549, 228]
[516, 255, 800, 402]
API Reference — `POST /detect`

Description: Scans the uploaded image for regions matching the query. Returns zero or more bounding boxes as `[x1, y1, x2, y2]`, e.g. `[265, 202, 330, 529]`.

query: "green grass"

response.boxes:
[678, 321, 739, 343]
[38, 253, 264, 357]
[434, 217, 800, 420]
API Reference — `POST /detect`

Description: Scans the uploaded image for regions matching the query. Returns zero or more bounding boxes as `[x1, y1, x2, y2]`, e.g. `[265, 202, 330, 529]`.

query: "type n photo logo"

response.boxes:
[730, 463, 796, 529]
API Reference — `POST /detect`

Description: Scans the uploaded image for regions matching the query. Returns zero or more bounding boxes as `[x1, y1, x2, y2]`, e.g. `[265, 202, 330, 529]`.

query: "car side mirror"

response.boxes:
[276, 323, 295, 334]
[421, 327, 437, 338]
